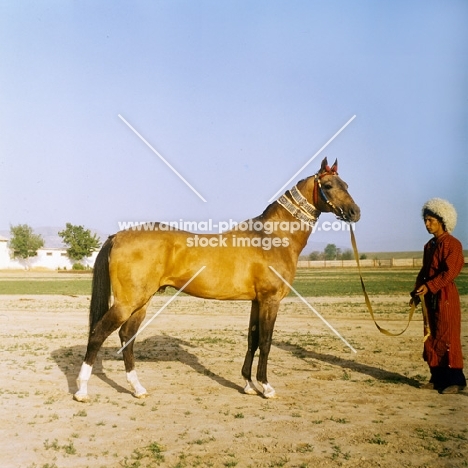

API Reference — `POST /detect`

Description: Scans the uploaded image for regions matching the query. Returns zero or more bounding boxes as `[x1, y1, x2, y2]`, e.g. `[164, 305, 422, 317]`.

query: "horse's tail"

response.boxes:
[89, 235, 114, 335]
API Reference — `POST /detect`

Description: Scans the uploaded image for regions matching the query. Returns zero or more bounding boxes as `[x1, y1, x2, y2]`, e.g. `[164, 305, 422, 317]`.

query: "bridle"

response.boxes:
[277, 169, 348, 225]
[278, 169, 423, 340]
[315, 171, 348, 221]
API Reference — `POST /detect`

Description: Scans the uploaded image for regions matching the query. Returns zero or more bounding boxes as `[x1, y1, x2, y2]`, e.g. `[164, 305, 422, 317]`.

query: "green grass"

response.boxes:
[291, 267, 468, 296]
[0, 267, 466, 296]
[0, 279, 93, 295]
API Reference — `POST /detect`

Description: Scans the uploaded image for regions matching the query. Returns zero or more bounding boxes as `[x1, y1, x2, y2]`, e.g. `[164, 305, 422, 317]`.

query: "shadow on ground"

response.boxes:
[51, 334, 244, 397]
[273, 339, 422, 388]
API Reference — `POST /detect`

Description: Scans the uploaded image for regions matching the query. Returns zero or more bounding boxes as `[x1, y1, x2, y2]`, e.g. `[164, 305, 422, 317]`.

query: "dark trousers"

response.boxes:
[429, 367, 466, 391]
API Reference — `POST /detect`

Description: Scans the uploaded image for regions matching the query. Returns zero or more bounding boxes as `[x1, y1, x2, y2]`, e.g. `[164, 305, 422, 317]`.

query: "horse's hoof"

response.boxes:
[133, 390, 148, 399]
[73, 392, 90, 403]
[244, 381, 258, 395]
[262, 383, 276, 399]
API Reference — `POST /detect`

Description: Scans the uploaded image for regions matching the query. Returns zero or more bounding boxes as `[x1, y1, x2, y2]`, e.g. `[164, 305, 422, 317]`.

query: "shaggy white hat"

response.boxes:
[422, 198, 457, 233]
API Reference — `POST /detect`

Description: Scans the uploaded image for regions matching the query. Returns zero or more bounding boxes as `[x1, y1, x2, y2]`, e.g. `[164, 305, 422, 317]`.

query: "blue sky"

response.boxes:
[1, 0, 467, 252]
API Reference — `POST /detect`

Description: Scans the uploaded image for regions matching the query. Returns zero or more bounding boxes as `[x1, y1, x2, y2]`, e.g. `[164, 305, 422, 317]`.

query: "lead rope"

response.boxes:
[350, 228, 431, 341]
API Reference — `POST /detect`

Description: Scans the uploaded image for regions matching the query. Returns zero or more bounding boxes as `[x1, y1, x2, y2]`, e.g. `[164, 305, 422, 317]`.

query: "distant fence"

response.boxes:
[297, 258, 423, 268]
[297, 257, 468, 268]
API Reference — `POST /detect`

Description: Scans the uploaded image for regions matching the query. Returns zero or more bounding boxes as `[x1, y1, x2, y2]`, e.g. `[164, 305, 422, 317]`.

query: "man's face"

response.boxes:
[424, 215, 444, 237]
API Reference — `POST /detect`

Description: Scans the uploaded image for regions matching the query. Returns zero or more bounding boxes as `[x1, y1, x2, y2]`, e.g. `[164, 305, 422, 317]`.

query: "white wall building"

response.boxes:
[0, 235, 98, 270]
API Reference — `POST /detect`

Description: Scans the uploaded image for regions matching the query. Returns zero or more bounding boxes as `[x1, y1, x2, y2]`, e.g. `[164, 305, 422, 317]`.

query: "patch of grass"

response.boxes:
[330, 416, 348, 424]
[189, 436, 215, 445]
[268, 456, 290, 467]
[331, 443, 351, 461]
[120, 441, 166, 467]
[368, 434, 388, 445]
[296, 443, 314, 453]
[223, 461, 238, 467]
[43, 439, 60, 451]
[433, 430, 449, 442]
[43, 439, 77, 456]
[147, 442, 165, 462]
[62, 441, 77, 455]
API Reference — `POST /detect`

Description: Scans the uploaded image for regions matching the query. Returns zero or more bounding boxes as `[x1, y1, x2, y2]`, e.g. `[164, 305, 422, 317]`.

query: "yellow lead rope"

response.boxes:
[350, 228, 431, 341]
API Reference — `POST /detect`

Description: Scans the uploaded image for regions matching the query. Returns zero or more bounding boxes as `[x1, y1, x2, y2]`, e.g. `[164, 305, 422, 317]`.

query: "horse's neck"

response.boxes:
[259, 202, 318, 256]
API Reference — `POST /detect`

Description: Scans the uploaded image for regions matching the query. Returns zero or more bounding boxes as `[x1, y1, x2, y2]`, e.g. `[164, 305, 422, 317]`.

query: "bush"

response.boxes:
[72, 263, 86, 270]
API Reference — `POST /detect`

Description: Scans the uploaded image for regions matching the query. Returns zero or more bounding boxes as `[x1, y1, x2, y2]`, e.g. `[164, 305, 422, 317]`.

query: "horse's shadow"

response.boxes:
[51, 334, 244, 396]
[273, 339, 422, 388]
[51, 334, 423, 398]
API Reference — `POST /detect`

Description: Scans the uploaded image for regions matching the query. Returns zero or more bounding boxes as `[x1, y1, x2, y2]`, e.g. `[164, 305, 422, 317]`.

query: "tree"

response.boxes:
[9, 224, 44, 264]
[58, 223, 101, 262]
[308, 251, 322, 260]
[341, 249, 353, 260]
[324, 243, 337, 260]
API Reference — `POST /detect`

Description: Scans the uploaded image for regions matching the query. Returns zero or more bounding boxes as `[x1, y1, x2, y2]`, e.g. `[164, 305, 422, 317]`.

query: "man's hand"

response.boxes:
[416, 284, 429, 296]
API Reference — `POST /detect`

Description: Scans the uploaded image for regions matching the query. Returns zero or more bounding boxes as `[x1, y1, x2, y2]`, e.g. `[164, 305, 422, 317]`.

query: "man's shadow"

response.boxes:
[51, 334, 244, 397]
[273, 339, 422, 387]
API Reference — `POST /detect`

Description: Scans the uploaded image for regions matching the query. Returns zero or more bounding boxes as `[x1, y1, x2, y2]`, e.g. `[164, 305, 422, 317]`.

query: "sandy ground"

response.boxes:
[0, 294, 467, 468]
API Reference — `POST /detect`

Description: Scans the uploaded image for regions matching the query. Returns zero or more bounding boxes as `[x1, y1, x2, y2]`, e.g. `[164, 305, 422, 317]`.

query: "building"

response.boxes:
[0, 235, 97, 270]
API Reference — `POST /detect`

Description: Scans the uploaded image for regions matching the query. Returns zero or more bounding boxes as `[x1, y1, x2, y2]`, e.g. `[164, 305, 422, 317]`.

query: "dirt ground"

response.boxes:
[0, 293, 467, 468]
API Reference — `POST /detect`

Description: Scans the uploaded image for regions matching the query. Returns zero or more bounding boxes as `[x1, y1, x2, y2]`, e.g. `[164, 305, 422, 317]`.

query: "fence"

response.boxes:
[297, 257, 468, 268]
[297, 258, 425, 268]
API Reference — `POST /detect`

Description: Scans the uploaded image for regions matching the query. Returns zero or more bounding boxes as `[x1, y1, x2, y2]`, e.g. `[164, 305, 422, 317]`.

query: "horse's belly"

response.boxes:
[168, 275, 257, 301]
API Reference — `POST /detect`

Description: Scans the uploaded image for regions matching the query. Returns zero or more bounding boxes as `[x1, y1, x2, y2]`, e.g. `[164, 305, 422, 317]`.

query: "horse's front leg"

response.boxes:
[256, 298, 280, 398]
[118, 304, 149, 399]
[242, 300, 260, 395]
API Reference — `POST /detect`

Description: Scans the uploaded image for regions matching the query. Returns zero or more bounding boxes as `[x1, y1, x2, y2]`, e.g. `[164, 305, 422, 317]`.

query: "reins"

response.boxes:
[350, 228, 431, 341]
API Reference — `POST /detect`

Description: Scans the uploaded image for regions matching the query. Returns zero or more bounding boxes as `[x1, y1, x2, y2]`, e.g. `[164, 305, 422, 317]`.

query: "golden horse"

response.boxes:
[74, 157, 360, 401]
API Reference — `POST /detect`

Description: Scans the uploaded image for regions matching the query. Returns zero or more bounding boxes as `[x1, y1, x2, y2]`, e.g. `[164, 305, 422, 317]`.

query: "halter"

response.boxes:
[314, 171, 348, 221]
[277, 168, 347, 224]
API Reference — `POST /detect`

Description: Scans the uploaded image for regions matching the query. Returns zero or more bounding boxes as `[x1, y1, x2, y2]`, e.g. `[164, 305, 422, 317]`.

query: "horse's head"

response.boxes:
[302, 157, 360, 222]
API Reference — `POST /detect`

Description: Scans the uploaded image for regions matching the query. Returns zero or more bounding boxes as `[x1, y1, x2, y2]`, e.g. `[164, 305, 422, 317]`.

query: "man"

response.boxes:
[411, 198, 466, 394]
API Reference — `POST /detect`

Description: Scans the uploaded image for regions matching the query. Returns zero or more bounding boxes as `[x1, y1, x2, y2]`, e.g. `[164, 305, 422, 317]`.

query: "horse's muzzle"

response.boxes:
[344, 204, 361, 223]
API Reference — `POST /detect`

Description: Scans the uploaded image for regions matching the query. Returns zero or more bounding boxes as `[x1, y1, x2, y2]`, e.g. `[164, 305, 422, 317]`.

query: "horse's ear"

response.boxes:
[320, 157, 328, 173]
[331, 159, 338, 173]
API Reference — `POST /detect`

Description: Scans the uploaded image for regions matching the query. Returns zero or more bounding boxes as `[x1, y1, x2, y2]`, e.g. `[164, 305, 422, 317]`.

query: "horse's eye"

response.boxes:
[323, 183, 333, 190]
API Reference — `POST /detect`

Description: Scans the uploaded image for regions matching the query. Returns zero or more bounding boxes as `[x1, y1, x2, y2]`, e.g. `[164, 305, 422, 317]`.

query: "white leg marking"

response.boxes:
[244, 380, 258, 395]
[73, 362, 92, 402]
[127, 370, 148, 398]
[262, 382, 276, 399]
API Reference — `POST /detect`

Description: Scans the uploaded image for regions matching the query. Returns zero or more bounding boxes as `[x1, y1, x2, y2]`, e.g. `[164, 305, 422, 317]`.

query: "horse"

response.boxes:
[74, 157, 360, 402]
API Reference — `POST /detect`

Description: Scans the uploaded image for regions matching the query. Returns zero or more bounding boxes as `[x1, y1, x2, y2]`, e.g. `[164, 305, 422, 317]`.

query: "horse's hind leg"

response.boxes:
[74, 303, 131, 402]
[242, 300, 260, 395]
[119, 303, 150, 399]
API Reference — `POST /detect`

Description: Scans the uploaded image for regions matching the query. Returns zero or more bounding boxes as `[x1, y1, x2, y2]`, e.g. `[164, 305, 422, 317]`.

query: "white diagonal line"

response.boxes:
[117, 266, 206, 354]
[269, 265, 357, 353]
[118, 114, 207, 203]
[268, 115, 357, 202]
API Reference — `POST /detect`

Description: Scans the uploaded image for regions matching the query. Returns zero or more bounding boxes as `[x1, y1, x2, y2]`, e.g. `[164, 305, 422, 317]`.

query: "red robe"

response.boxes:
[415, 232, 464, 369]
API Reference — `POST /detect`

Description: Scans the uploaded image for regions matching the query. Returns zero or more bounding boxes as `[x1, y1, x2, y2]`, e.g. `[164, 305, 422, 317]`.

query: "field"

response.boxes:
[1, 267, 467, 296]
[0, 269, 467, 468]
